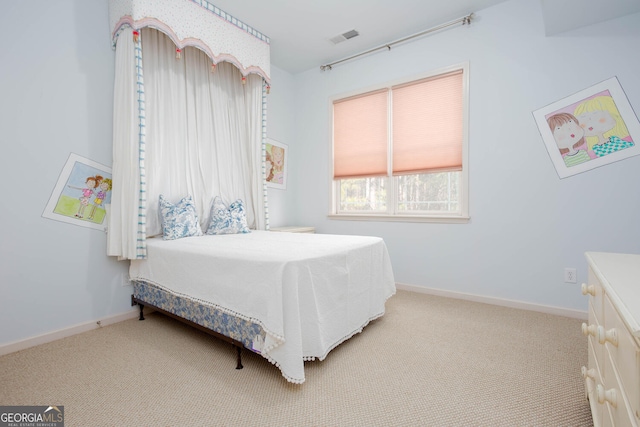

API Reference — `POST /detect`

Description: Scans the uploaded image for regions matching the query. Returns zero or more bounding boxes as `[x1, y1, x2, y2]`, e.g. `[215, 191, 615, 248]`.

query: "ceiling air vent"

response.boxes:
[329, 29, 359, 45]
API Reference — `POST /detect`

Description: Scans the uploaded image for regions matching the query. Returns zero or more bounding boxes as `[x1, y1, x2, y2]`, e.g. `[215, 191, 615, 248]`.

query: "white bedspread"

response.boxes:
[129, 230, 396, 383]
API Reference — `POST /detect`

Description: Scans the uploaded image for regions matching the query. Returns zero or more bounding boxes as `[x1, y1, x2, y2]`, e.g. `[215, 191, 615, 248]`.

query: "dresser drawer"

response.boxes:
[587, 302, 605, 377]
[587, 335, 605, 427]
[588, 266, 605, 325]
[601, 349, 637, 427]
[604, 294, 640, 422]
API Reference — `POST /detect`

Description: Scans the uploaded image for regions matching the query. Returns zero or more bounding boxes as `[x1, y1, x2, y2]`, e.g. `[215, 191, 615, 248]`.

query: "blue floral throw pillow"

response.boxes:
[159, 194, 203, 240]
[205, 196, 251, 235]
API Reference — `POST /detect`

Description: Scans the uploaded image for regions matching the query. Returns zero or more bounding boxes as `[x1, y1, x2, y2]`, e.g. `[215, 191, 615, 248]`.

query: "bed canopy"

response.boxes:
[107, 0, 272, 260]
[108, 0, 271, 82]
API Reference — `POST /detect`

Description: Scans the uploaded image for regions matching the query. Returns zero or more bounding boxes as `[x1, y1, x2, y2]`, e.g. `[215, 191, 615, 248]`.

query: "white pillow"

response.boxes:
[205, 196, 250, 235]
[158, 194, 203, 240]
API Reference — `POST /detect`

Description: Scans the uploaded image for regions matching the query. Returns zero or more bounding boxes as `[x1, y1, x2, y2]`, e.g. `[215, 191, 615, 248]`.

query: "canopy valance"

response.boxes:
[109, 0, 271, 82]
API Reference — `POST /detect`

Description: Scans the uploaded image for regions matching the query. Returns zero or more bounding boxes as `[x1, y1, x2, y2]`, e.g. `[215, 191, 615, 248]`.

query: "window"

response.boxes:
[330, 63, 469, 223]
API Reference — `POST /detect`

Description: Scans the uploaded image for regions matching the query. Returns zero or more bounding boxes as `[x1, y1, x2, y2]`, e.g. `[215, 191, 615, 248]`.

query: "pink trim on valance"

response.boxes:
[109, 0, 271, 83]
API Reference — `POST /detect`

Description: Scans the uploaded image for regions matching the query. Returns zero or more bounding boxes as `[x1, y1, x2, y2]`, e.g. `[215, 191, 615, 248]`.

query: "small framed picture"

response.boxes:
[533, 76, 640, 178]
[265, 138, 288, 189]
[42, 153, 112, 231]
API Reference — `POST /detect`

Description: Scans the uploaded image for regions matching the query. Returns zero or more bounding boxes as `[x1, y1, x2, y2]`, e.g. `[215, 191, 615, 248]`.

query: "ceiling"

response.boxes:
[211, 0, 511, 74]
[210, 0, 640, 74]
[540, 0, 640, 36]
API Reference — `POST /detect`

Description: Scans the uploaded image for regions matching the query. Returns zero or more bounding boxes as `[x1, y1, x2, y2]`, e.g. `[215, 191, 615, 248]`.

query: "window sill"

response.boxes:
[327, 214, 470, 224]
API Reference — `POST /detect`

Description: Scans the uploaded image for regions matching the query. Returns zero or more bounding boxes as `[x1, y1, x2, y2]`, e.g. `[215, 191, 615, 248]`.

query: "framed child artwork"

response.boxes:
[265, 138, 288, 189]
[533, 76, 640, 178]
[42, 153, 113, 231]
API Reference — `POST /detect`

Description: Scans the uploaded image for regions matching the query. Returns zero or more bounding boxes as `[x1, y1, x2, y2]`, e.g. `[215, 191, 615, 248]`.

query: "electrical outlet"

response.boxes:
[564, 268, 577, 283]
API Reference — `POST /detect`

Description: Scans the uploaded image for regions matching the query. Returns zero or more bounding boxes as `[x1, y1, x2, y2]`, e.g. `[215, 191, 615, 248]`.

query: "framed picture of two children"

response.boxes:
[533, 76, 640, 179]
[43, 153, 112, 231]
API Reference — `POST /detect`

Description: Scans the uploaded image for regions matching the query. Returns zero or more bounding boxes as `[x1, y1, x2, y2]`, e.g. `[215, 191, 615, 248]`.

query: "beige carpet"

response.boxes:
[0, 290, 593, 426]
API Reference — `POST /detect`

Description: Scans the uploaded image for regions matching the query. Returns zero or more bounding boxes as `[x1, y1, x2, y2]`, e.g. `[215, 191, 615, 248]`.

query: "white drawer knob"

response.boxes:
[596, 384, 617, 408]
[596, 325, 618, 346]
[581, 366, 596, 395]
[581, 366, 596, 380]
[582, 323, 597, 337]
[581, 283, 596, 296]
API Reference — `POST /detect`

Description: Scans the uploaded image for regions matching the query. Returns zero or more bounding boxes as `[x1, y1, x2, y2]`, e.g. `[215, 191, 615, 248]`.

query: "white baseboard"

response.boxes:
[0, 309, 141, 356]
[396, 282, 588, 320]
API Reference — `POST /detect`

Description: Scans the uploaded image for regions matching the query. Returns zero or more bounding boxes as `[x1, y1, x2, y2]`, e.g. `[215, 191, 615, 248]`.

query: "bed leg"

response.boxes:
[235, 345, 243, 370]
[138, 304, 145, 321]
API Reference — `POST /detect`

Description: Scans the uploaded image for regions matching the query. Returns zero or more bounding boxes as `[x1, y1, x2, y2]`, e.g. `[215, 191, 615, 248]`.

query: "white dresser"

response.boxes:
[582, 252, 640, 427]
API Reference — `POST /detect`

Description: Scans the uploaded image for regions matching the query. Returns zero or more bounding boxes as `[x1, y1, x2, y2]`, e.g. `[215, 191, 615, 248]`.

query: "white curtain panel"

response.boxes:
[108, 28, 142, 260]
[108, 27, 266, 259]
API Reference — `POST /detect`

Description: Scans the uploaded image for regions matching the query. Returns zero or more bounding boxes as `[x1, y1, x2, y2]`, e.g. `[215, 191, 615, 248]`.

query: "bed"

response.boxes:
[108, 2, 396, 384]
[129, 230, 396, 384]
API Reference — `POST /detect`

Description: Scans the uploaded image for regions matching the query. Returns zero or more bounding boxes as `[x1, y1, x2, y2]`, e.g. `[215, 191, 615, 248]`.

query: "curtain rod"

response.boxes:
[320, 13, 473, 71]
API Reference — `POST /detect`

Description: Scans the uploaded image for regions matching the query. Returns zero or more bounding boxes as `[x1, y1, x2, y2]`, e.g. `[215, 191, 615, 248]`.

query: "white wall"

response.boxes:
[291, 0, 640, 312]
[264, 65, 298, 227]
[0, 1, 133, 345]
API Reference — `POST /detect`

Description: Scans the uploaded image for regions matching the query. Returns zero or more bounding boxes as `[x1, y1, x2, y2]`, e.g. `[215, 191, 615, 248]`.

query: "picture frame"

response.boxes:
[42, 153, 113, 231]
[265, 138, 288, 189]
[533, 76, 640, 179]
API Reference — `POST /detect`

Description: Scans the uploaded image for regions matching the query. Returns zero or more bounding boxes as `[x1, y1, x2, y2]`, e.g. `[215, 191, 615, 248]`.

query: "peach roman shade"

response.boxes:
[333, 69, 463, 180]
[333, 89, 388, 179]
[392, 70, 463, 175]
